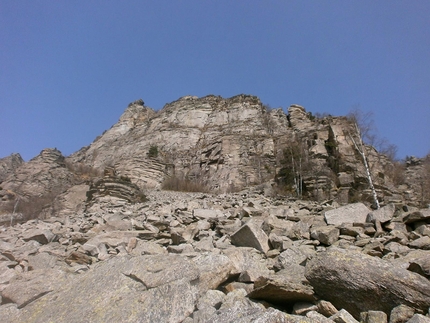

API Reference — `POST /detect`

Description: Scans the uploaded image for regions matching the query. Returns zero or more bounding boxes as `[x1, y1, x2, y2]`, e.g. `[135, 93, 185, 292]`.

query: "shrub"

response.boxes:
[148, 145, 159, 158]
[64, 160, 102, 179]
[161, 176, 209, 193]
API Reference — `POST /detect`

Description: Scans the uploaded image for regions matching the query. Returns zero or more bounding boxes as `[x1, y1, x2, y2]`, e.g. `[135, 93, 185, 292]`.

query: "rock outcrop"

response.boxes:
[0, 153, 24, 183]
[65, 95, 406, 206]
[0, 94, 429, 322]
[0, 149, 78, 224]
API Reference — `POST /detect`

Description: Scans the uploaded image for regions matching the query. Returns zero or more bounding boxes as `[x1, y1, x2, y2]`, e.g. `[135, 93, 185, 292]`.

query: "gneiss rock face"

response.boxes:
[70, 95, 280, 192]
[0, 94, 423, 221]
[66, 94, 405, 205]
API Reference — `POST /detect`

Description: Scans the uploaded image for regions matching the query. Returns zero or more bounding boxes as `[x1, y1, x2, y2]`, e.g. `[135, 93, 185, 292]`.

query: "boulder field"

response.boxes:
[1, 188, 429, 323]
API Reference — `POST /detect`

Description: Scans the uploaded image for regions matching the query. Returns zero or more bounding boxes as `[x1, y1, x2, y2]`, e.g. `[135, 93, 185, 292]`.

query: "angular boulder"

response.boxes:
[310, 226, 339, 246]
[248, 265, 315, 304]
[305, 248, 430, 318]
[366, 203, 395, 224]
[21, 229, 55, 245]
[230, 220, 270, 253]
[324, 203, 370, 226]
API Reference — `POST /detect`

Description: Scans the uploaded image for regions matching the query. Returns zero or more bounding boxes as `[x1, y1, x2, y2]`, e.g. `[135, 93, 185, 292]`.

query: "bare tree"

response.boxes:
[347, 108, 380, 209]
[277, 137, 314, 198]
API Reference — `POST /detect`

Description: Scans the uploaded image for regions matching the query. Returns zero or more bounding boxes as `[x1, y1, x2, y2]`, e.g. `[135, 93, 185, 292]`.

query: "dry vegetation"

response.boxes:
[161, 176, 210, 193]
[64, 160, 102, 180]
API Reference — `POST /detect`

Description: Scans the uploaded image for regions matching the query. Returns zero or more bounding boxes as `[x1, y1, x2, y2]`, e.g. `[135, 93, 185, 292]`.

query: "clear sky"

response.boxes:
[1, 1, 429, 161]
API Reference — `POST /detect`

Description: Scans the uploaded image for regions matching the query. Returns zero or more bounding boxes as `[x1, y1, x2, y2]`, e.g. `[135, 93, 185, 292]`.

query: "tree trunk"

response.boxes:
[349, 122, 380, 209]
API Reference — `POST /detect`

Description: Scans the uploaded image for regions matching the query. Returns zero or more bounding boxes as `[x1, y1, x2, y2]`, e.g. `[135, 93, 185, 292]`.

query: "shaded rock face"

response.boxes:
[403, 155, 430, 207]
[0, 149, 72, 199]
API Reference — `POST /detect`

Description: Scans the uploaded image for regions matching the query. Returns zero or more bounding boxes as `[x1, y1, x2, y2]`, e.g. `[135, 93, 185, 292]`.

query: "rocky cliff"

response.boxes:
[0, 95, 426, 222]
[68, 95, 403, 206]
[0, 94, 429, 323]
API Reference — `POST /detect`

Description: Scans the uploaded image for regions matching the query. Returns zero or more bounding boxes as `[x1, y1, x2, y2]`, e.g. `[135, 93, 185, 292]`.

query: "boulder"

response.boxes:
[324, 203, 370, 226]
[361, 311, 388, 323]
[21, 229, 54, 245]
[275, 247, 309, 270]
[248, 265, 315, 304]
[330, 309, 359, 323]
[389, 305, 415, 323]
[14, 255, 204, 323]
[206, 305, 290, 323]
[409, 236, 430, 250]
[230, 220, 270, 253]
[406, 315, 430, 323]
[403, 210, 430, 224]
[305, 248, 430, 318]
[310, 226, 339, 246]
[193, 208, 224, 220]
[222, 247, 271, 276]
[367, 204, 395, 224]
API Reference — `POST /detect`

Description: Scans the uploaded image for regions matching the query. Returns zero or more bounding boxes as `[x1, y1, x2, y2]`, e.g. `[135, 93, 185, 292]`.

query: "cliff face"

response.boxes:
[68, 95, 399, 206]
[0, 94, 423, 222]
[69, 95, 280, 191]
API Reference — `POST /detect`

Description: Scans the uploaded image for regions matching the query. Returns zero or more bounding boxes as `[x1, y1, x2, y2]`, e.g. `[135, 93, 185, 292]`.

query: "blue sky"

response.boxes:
[1, 1, 429, 161]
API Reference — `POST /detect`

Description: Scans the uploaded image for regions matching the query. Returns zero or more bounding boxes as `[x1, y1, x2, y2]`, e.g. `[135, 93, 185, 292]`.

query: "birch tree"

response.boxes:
[347, 108, 380, 209]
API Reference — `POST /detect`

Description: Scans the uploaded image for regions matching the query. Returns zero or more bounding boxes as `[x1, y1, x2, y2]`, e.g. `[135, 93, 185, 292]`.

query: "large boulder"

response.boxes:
[248, 265, 315, 304]
[12, 254, 232, 323]
[366, 203, 395, 224]
[305, 248, 430, 318]
[324, 203, 370, 226]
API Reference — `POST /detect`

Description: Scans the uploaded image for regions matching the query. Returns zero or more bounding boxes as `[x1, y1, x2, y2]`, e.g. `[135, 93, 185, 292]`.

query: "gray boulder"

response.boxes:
[367, 203, 395, 224]
[324, 203, 370, 226]
[389, 305, 415, 323]
[310, 226, 339, 246]
[305, 248, 430, 318]
[230, 220, 270, 253]
[13, 253, 233, 323]
[406, 315, 430, 323]
[248, 265, 315, 304]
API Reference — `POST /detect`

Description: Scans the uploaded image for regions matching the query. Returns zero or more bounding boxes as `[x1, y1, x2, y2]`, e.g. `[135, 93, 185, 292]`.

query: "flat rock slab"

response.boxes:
[13, 253, 231, 323]
[21, 229, 54, 244]
[205, 307, 291, 323]
[324, 203, 370, 226]
[1, 269, 69, 309]
[305, 248, 430, 318]
[248, 265, 315, 304]
[193, 209, 224, 219]
[403, 210, 430, 224]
